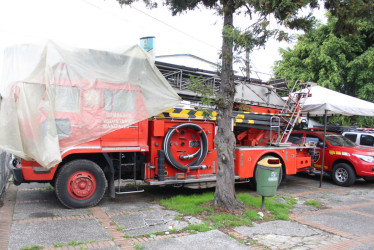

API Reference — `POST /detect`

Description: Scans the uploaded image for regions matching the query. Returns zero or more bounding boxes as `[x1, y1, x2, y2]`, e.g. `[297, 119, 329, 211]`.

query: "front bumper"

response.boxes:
[356, 163, 374, 177]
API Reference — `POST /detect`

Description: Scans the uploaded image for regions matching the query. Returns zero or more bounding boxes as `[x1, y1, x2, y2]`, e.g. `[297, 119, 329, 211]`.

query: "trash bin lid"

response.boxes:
[257, 157, 282, 168]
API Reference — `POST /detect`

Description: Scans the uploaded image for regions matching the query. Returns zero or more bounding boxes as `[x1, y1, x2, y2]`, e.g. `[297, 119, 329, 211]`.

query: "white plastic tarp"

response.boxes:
[300, 85, 374, 117]
[0, 41, 181, 168]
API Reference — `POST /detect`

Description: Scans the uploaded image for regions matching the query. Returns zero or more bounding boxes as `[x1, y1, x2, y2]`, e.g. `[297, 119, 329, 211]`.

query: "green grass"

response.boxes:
[67, 240, 94, 246]
[117, 225, 125, 231]
[237, 193, 296, 220]
[160, 192, 214, 214]
[169, 228, 179, 233]
[20, 246, 44, 250]
[208, 212, 253, 227]
[35, 186, 54, 192]
[184, 223, 214, 232]
[243, 209, 261, 220]
[44, 185, 54, 190]
[160, 192, 296, 230]
[68, 241, 85, 246]
[304, 200, 322, 209]
[207, 209, 259, 227]
[282, 196, 298, 206]
[51, 241, 95, 248]
[138, 231, 169, 237]
[174, 214, 183, 220]
[133, 244, 145, 250]
[229, 234, 245, 245]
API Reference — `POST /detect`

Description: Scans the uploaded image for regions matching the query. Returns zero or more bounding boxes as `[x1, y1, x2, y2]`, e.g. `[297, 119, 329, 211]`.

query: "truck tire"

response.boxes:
[331, 163, 356, 187]
[55, 159, 107, 208]
[249, 156, 283, 190]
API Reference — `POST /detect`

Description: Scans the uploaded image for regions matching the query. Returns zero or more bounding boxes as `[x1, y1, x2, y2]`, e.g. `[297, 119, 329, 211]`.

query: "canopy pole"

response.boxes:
[319, 110, 327, 188]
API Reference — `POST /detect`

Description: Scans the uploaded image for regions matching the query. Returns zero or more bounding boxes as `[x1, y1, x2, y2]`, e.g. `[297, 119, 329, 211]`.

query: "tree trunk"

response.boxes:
[213, 0, 244, 210]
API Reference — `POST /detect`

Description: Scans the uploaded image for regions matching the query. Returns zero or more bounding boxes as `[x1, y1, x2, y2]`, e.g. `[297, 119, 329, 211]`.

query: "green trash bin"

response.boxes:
[256, 157, 281, 197]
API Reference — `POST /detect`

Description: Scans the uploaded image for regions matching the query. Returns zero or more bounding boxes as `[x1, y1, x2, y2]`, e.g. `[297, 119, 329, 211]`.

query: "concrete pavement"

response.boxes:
[1, 174, 374, 249]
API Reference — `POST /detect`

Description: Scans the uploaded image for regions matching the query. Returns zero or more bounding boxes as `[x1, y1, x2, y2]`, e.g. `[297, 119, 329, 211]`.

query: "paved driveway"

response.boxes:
[1, 174, 374, 249]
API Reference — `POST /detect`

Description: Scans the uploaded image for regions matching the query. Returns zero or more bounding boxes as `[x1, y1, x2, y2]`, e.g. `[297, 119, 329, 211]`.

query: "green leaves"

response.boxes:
[274, 13, 374, 127]
[323, 0, 374, 35]
[187, 75, 215, 112]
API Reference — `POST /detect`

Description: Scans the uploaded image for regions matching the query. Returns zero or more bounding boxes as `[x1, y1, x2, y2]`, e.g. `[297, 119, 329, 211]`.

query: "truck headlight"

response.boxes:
[352, 154, 374, 163]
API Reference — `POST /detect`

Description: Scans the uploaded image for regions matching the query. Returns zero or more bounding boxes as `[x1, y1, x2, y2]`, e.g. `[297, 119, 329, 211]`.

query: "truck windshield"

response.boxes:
[326, 135, 356, 147]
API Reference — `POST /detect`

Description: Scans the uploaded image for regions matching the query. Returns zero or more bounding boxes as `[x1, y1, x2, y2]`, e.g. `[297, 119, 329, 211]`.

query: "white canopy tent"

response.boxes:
[298, 83, 374, 187]
[300, 84, 374, 117]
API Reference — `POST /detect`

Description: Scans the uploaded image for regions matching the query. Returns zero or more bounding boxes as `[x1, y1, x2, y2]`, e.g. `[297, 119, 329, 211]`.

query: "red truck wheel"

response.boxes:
[331, 163, 356, 187]
[55, 160, 107, 208]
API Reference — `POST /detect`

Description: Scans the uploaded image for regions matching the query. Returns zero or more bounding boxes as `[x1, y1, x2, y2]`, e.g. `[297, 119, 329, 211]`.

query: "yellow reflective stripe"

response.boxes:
[195, 110, 203, 117]
[163, 108, 175, 113]
[158, 109, 291, 120]
[314, 164, 328, 170]
[234, 119, 255, 124]
[194, 116, 205, 119]
[180, 109, 190, 115]
[171, 113, 190, 118]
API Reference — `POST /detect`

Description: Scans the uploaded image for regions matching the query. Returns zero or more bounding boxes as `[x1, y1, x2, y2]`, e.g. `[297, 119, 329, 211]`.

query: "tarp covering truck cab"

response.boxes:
[0, 41, 182, 168]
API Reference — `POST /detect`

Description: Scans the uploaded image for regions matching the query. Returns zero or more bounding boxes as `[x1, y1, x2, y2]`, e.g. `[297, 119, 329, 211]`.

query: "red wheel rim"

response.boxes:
[67, 171, 96, 200]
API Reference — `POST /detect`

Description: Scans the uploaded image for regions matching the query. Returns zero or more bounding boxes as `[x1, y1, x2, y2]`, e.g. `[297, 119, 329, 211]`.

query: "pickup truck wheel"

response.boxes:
[331, 163, 356, 187]
[55, 160, 107, 208]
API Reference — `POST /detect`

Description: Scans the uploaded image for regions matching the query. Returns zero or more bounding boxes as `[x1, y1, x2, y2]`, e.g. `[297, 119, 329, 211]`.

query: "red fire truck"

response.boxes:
[9, 80, 314, 208]
[4, 43, 314, 208]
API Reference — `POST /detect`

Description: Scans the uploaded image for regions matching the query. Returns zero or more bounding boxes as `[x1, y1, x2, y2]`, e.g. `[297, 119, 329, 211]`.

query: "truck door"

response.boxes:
[100, 89, 140, 147]
[54, 85, 83, 147]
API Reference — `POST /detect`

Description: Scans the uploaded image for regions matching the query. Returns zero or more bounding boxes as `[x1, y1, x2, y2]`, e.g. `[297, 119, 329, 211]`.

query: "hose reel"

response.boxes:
[162, 123, 208, 171]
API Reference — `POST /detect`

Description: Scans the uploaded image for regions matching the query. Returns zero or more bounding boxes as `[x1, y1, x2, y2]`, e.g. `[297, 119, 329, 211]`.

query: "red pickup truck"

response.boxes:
[290, 130, 374, 186]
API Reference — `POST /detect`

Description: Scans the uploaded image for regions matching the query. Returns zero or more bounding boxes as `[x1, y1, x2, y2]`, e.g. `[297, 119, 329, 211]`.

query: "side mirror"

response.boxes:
[317, 141, 325, 148]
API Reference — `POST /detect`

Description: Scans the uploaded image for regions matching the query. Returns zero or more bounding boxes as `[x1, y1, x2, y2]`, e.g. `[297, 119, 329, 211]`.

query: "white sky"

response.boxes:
[0, 0, 326, 82]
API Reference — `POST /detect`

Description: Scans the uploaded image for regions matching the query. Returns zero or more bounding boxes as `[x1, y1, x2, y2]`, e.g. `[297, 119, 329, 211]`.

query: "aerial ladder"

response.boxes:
[270, 81, 312, 146]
